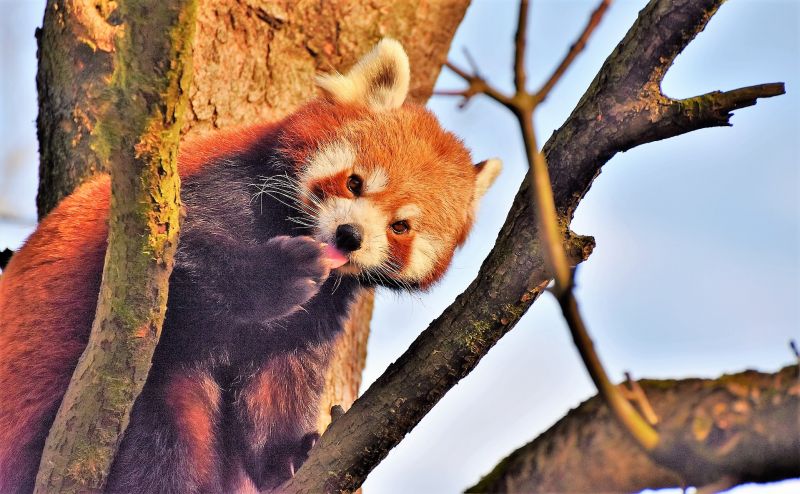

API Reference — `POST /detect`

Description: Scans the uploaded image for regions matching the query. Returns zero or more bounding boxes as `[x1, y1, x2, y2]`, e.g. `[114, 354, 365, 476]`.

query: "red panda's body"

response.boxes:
[0, 40, 501, 492]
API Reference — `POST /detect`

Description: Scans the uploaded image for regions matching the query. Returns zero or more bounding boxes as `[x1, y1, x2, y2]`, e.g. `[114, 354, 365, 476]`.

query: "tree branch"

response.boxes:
[451, 0, 657, 456]
[440, 61, 515, 109]
[468, 366, 800, 493]
[33, 0, 197, 490]
[282, 0, 785, 491]
[36, 0, 118, 218]
[534, 0, 611, 102]
[544, 0, 783, 219]
[513, 0, 529, 93]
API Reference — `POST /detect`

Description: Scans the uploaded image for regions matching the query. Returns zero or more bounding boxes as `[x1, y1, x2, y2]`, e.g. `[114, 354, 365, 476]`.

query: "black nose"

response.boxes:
[335, 224, 362, 252]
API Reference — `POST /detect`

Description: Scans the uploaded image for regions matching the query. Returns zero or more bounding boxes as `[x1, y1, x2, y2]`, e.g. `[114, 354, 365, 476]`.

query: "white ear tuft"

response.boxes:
[316, 38, 410, 111]
[474, 158, 502, 200]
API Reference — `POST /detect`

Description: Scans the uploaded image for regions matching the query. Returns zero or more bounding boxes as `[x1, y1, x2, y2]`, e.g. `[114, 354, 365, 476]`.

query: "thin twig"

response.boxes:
[520, 116, 572, 291]
[516, 0, 661, 454]
[443, 0, 661, 452]
[514, 0, 530, 92]
[559, 291, 660, 450]
[444, 60, 471, 82]
[535, 0, 611, 102]
[695, 475, 739, 494]
[433, 89, 471, 96]
[440, 61, 515, 109]
[463, 47, 481, 77]
[623, 371, 660, 426]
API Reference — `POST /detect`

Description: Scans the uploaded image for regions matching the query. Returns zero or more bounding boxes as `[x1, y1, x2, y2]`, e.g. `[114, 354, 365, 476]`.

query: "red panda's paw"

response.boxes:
[264, 236, 331, 312]
[286, 431, 321, 478]
[299, 431, 320, 459]
[266, 236, 331, 283]
[257, 432, 321, 489]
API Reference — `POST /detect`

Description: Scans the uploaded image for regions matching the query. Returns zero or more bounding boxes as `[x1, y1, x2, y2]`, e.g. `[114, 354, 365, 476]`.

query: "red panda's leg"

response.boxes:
[230, 347, 330, 490]
[105, 368, 222, 494]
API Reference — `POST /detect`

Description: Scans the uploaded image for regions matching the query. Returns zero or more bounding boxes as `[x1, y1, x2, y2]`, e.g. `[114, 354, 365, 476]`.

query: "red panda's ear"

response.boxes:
[474, 158, 502, 201]
[316, 38, 410, 111]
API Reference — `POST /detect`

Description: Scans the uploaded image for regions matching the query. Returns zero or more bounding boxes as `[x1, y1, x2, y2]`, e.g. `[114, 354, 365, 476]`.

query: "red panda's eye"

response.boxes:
[347, 175, 363, 196]
[390, 220, 409, 234]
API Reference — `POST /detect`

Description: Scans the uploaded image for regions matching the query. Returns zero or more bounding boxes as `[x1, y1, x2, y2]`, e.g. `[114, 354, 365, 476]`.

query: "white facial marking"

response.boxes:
[302, 140, 355, 184]
[403, 233, 444, 281]
[364, 167, 388, 194]
[316, 196, 389, 269]
[395, 204, 420, 220]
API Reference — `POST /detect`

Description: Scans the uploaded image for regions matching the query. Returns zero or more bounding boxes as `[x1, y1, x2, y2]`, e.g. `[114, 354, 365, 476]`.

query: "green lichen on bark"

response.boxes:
[35, 0, 119, 218]
[33, 0, 198, 492]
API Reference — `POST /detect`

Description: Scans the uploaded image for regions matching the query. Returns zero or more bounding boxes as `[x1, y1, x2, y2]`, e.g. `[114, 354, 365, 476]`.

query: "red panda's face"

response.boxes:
[281, 40, 501, 289]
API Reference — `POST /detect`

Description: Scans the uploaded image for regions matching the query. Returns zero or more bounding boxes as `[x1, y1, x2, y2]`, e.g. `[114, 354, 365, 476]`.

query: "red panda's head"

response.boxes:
[276, 39, 501, 289]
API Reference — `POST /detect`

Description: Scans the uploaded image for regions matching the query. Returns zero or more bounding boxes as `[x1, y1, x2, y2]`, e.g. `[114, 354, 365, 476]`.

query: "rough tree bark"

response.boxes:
[36, 0, 120, 219]
[34, 0, 471, 470]
[36, 0, 471, 216]
[469, 366, 800, 492]
[283, 0, 788, 492]
[33, 0, 197, 491]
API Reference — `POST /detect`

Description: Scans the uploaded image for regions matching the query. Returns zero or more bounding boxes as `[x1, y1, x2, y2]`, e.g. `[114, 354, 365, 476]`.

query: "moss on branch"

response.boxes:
[33, 1, 197, 492]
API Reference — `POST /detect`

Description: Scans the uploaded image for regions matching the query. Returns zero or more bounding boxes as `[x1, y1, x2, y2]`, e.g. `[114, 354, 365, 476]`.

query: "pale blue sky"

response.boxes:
[1, 1, 798, 493]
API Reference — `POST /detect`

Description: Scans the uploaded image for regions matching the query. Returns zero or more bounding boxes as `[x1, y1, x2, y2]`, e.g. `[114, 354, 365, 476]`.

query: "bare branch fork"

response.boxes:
[442, 0, 785, 477]
[282, 0, 786, 492]
[444, 0, 664, 456]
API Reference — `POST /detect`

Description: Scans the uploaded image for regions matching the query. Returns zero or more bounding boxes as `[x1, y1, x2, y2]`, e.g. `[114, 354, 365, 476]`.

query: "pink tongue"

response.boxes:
[323, 244, 349, 268]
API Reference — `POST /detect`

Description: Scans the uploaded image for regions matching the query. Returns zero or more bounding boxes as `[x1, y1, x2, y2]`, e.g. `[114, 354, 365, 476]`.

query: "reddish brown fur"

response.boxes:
[0, 177, 110, 487]
[387, 233, 413, 269]
[0, 122, 283, 489]
[232, 345, 330, 490]
[0, 93, 487, 490]
[279, 100, 480, 289]
[178, 122, 277, 179]
[339, 105, 477, 287]
[308, 170, 350, 200]
[278, 102, 369, 168]
[163, 372, 221, 487]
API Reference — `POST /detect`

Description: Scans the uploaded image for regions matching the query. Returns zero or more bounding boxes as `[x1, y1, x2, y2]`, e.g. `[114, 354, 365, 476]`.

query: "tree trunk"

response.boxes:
[36, 0, 119, 219]
[35, 0, 471, 460]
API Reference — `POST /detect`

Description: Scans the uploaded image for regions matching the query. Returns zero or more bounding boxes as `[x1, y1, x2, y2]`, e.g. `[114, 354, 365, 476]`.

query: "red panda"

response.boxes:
[0, 39, 501, 493]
